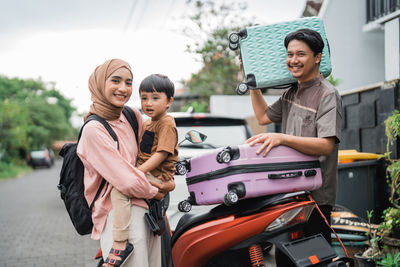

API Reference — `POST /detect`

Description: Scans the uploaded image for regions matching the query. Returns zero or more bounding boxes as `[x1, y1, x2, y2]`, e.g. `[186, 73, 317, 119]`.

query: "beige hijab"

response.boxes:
[84, 59, 132, 121]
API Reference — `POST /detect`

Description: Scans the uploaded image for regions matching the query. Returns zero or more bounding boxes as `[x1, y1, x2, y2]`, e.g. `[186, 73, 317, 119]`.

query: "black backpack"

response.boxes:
[57, 106, 138, 235]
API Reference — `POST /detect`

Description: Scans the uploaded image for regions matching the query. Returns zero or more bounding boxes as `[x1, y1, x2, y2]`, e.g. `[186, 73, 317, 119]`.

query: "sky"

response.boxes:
[0, 0, 306, 122]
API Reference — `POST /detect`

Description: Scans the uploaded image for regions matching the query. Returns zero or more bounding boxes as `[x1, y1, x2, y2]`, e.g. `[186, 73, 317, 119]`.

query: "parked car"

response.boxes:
[167, 112, 254, 230]
[27, 148, 55, 168]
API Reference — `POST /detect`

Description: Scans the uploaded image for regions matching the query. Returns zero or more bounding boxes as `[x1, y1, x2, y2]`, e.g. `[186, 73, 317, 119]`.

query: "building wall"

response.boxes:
[385, 18, 400, 81]
[319, 0, 385, 91]
[340, 82, 399, 156]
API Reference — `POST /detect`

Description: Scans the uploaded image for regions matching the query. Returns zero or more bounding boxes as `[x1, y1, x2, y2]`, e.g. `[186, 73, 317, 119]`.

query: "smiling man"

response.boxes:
[246, 28, 342, 252]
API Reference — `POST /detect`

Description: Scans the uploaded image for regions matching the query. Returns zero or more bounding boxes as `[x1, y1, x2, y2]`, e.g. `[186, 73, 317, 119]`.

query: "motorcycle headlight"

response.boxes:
[265, 204, 315, 232]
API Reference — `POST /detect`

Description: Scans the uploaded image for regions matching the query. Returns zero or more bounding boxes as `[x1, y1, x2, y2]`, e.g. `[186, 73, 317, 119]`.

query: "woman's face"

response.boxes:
[104, 67, 133, 107]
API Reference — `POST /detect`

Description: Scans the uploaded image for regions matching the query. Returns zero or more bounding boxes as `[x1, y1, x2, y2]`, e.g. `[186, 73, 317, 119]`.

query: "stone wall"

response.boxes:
[340, 81, 399, 157]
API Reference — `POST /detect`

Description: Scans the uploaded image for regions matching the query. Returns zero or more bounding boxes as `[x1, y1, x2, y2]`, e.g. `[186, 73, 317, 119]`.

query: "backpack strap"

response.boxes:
[89, 179, 107, 209]
[78, 114, 120, 209]
[80, 114, 119, 149]
[122, 106, 139, 144]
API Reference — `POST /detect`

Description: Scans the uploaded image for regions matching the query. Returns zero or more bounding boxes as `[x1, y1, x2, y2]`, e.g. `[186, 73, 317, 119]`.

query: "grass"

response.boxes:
[0, 161, 32, 180]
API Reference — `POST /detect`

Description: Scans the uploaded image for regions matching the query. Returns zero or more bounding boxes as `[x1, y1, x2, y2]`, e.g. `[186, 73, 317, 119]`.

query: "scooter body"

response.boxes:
[168, 191, 352, 267]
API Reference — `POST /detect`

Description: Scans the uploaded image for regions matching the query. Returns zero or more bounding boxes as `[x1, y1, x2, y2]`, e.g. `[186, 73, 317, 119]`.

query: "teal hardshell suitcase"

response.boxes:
[229, 17, 332, 94]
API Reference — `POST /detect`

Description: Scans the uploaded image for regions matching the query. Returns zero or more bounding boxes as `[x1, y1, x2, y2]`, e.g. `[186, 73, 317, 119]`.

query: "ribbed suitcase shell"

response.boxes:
[239, 16, 331, 89]
[185, 144, 322, 205]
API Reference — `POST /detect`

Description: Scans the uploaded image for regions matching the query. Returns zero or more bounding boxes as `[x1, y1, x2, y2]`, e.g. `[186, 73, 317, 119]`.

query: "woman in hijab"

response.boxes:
[77, 58, 174, 267]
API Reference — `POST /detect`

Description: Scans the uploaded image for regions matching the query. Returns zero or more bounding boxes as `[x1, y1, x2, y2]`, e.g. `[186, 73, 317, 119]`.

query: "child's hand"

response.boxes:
[151, 178, 176, 200]
[150, 178, 175, 194]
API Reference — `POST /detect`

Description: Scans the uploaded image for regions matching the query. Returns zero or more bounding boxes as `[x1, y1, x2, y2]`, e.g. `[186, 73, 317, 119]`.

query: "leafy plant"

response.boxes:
[378, 207, 400, 236]
[385, 110, 400, 155]
[327, 75, 341, 86]
[376, 252, 400, 267]
[362, 210, 381, 260]
[181, 100, 209, 113]
[359, 111, 400, 264]
[384, 110, 400, 208]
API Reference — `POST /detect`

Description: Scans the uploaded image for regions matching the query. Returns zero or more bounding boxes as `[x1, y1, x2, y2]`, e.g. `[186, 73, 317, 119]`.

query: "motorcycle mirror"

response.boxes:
[179, 130, 207, 146]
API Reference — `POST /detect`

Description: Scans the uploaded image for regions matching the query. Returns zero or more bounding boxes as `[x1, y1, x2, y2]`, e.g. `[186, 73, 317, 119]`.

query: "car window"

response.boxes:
[30, 151, 46, 158]
[177, 125, 248, 147]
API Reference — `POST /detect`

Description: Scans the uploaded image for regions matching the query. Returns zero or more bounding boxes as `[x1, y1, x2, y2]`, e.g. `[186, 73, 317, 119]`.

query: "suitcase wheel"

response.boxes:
[235, 82, 249, 95]
[216, 148, 232, 163]
[178, 200, 192, 213]
[175, 161, 188, 175]
[229, 42, 239, 50]
[224, 191, 239, 206]
[228, 32, 240, 44]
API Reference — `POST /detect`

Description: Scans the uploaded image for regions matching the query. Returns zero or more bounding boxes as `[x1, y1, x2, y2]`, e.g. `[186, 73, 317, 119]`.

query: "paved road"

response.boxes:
[0, 161, 100, 267]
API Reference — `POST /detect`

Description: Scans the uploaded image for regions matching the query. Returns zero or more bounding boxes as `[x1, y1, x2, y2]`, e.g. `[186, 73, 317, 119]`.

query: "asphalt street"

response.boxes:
[0, 161, 100, 267]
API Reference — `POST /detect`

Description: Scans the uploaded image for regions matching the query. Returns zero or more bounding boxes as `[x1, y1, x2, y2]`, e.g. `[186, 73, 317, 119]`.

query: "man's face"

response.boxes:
[286, 39, 322, 84]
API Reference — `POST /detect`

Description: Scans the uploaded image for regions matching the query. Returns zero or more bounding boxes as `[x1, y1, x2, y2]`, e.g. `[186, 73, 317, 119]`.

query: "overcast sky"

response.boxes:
[0, 0, 306, 120]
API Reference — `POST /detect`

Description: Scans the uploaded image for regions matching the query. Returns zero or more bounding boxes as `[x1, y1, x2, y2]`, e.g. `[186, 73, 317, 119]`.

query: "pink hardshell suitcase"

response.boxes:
[176, 144, 322, 211]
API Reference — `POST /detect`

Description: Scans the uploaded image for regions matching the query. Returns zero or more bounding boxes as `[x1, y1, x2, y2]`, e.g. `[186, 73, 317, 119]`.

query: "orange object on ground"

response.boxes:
[338, 149, 380, 164]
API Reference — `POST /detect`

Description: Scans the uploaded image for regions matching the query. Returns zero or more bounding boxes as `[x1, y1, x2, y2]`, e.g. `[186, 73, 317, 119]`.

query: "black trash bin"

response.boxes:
[336, 159, 389, 223]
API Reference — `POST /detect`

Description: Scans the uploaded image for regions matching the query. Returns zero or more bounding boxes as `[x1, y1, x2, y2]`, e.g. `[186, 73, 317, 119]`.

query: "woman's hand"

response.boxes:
[246, 133, 286, 156]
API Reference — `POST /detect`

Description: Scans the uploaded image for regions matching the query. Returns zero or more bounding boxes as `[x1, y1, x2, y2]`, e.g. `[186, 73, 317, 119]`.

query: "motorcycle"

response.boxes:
[97, 130, 354, 267]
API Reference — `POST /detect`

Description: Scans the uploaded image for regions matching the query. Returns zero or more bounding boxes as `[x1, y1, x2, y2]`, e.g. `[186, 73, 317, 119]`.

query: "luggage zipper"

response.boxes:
[186, 160, 320, 185]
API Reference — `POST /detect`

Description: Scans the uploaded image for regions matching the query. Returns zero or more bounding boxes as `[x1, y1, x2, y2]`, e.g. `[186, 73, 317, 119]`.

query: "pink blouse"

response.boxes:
[77, 107, 158, 240]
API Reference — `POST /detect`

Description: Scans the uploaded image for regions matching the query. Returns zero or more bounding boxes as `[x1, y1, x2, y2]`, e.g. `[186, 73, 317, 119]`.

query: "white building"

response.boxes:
[319, 0, 398, 92]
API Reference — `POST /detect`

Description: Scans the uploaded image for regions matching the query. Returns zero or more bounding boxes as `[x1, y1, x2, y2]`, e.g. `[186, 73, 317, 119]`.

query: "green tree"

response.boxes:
[181, 0, 252, 110]
[0, 75, 76, 163]
[0, 75, 45, 100]
[25, 97, 75, 148]
[0, 100, 30, 162]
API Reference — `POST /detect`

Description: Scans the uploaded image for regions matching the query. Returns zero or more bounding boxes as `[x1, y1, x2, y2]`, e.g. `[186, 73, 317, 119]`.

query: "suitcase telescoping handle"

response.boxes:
[268, 169, 317, 179]
[268, 171, 302, 179]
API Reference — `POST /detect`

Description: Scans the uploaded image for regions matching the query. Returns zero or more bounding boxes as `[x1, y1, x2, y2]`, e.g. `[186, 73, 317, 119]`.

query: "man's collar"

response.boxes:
[298, 73, 323, 90]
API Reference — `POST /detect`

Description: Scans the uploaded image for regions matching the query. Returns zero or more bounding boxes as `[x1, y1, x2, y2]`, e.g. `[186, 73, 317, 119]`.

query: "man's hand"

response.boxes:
[246, 133, 286, 156]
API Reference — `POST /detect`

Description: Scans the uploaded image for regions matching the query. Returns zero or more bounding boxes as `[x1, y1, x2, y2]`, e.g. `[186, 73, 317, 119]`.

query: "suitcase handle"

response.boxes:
[268, 171, 302, 179]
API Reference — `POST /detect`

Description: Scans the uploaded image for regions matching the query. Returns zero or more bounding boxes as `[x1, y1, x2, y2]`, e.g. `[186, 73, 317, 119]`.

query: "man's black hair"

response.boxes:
[284, 28, 324, 56]
[139, 74, 175, 99]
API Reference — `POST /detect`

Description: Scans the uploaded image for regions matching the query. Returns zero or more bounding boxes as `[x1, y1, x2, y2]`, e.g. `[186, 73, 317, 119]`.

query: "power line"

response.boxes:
[123, 0, 138, 33]
[133, 0, 149, 31]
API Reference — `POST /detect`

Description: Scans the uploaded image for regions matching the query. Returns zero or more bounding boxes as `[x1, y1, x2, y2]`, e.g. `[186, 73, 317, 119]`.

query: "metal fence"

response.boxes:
[366, 0, 400, 23]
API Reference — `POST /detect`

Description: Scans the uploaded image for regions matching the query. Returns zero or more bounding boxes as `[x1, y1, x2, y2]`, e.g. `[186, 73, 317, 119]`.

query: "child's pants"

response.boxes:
[111, 172, 162, 241]
[110, 187, 131, 241]
[101, 206, 161, 267]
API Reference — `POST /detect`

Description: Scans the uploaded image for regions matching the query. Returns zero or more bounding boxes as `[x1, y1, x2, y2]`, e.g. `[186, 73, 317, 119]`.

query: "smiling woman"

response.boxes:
[104, 69, 133, 108]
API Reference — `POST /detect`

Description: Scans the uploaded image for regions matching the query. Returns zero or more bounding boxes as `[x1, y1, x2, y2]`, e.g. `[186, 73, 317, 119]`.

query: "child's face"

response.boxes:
[140, 91, 172, 120]
[104, 67, 133, 108]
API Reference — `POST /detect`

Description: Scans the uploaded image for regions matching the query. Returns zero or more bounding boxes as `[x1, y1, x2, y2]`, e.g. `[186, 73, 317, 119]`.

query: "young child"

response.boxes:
[109, 74, 178, 266]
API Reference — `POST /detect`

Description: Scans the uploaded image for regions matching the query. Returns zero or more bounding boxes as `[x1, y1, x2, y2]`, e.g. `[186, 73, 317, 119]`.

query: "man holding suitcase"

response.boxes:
[246, 28, 342, 246]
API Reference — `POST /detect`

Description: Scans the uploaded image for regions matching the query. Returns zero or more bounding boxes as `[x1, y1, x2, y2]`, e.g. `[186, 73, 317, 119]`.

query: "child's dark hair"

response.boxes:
[139, 74, 175, 99]
[284, 28, 324, 56]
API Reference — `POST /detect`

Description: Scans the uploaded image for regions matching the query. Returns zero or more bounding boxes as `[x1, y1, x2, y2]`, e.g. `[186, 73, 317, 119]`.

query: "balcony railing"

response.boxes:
[366, 0, 400, 23]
